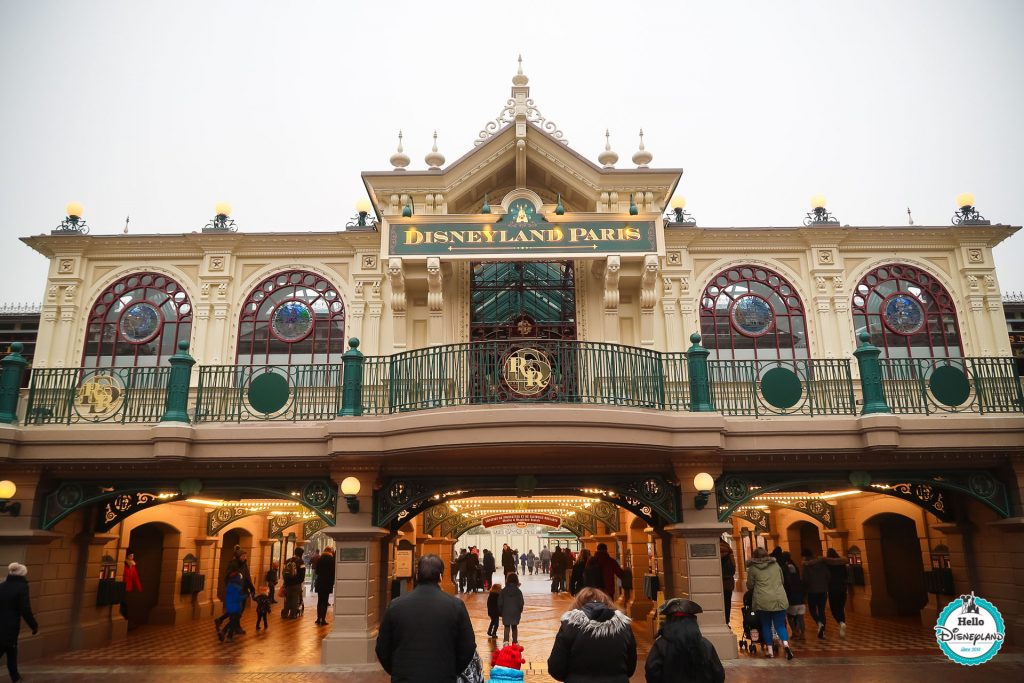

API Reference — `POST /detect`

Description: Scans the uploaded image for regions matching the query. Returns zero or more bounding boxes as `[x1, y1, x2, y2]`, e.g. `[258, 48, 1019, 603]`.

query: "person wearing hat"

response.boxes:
[488, 643, 525, 682]
[644, 598, 724, 683]
[0, 562, 38, 683]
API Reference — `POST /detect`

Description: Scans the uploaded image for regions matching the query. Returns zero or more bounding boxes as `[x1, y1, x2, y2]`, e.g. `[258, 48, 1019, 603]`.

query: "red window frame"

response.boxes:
[82, 272, 192, 368]
[699, 265, 809, 360]
[851, 264, 963, 359]
[235, 270, 346, 365]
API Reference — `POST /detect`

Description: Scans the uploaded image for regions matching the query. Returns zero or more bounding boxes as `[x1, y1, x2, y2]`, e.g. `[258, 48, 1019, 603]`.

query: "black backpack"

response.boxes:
[584, 561, 603, 588]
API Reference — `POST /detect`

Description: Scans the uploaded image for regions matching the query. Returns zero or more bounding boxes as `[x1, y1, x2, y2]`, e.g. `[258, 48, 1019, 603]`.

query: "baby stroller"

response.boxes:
[738, 589, 767, 655]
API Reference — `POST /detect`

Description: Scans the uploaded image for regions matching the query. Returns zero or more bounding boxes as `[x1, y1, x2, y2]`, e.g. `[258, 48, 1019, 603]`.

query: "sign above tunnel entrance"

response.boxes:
[387, 199, 657, 257]
[481, 512, 562, 528]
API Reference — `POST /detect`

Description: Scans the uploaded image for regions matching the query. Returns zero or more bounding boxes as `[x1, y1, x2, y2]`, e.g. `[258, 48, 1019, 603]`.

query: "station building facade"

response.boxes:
[1, 65, 1023, 666]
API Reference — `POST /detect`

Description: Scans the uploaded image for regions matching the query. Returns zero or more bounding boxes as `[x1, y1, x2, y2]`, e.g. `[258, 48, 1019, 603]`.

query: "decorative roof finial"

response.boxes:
[632, 128, 653, 168]
[390, 130, 410, 171]
[425, 130, 445, 170]
[512, 54, 529, 86]
[598, 129, 618, 168]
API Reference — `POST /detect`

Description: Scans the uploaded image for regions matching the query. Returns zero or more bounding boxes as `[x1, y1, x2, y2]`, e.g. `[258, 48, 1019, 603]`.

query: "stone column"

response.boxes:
[626, 528, 654, 621]
[195, 537, 218, 616]
[667, 463, 737, 659]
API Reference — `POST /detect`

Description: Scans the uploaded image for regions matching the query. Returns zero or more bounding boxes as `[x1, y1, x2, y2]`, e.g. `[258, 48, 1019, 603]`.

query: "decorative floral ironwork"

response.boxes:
[204, 214, 236, 232]
[952, 205, 988, 225]
[475, 98, 568, 146]
[803, 207, 839, 226]
[100, 491, 178, 531]
[53, 215, 89, 234]
[735, 508, 770, 533]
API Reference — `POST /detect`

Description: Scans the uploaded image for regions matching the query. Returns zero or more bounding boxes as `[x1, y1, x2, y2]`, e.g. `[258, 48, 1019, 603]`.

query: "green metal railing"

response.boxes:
[11, 338, 1021, 426]
[708, 358, 857, 417]
[25, 366, 170, 424]
[194, 364, 343, 422]
[879, 357, 1024, 414]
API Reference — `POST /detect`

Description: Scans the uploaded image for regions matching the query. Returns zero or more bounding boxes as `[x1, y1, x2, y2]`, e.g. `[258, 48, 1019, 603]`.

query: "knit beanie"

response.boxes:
[8, 562, 27, 577]
[491, 643, 525, 670]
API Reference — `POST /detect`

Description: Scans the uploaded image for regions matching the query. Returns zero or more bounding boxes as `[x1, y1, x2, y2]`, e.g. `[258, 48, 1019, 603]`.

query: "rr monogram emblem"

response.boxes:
[502, 348, 552, 396]
[75, 374, 125, 418]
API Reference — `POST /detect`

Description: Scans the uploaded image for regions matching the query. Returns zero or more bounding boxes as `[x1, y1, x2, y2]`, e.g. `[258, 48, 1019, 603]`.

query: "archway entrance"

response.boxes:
[865, 513, 928, 617]
[126, 522, 178, 627]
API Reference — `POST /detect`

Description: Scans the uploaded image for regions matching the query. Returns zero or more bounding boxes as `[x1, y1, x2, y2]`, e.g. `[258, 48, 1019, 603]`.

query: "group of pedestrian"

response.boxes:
[454, 547, 486, 593]
[376, 554, 725, 683]
[732, 543, 850, 660]
[214, 544, 336, 643]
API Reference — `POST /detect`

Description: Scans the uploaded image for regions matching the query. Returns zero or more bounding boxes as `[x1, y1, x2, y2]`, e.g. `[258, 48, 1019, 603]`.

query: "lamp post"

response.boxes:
[53, 202, 89, 234]
[347, 199, 378, 229]
[952, 192, 990, 225]
[204, 202, 237, 232]
[804, 195, 839, 225]
[666, 196, 695, 226]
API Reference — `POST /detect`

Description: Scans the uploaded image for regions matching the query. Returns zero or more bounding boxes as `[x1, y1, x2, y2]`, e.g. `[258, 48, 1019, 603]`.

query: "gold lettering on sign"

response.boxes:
[75, 374, 125, 418]
[502, 348, 552, 396]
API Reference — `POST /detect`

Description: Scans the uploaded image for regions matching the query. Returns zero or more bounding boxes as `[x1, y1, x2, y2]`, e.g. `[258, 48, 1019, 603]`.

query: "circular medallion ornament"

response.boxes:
[760, 367, 803, 410]
[247, 372, 290, 415]
[730, 295, 774, 337]
[929, 365, 971, 407]
[882, 293, 925, 335]
[119, 302, 161, 343]
[502, 347, 552, 397]
[271, 301, 314, 342]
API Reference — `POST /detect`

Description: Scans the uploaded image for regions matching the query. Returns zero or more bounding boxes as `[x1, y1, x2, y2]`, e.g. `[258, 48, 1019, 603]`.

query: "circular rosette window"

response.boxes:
[882, 293, 925, 335]
[730, 294, 774, 337]
[245, 369, 293, 418]
[270, 300, 314, 342]
[119, 302, 162, 344]
[501, 347, 553, 398]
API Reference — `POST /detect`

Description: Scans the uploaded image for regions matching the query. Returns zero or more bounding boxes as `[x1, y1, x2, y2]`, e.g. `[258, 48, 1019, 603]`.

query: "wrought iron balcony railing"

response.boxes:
[8, 338, 1023, 426]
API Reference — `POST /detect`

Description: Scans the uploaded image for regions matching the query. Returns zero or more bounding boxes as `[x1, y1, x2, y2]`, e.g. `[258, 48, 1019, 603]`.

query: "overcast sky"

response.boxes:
[1, 0, 1022, 303]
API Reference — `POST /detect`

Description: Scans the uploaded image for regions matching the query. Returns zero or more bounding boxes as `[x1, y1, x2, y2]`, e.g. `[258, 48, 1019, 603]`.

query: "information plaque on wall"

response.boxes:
[339, 547, 367, 563]
[395, 549, 413, 578]
[689, 543, 718, 559]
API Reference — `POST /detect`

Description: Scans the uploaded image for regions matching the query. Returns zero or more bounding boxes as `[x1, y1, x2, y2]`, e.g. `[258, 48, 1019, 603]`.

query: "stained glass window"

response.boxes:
[699, 266, 808, 360]
[236, 270, 346, 365]
[852, 264, 962, 358]
[83, 272, 192, 367]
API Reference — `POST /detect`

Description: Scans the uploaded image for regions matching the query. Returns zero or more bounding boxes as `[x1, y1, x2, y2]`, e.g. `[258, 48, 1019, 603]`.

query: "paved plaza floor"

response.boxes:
[18, 572, 1021, 681]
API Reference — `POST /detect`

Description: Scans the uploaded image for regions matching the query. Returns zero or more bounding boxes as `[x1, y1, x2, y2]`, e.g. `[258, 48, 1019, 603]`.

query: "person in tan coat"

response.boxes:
[746, 547, 793, 660]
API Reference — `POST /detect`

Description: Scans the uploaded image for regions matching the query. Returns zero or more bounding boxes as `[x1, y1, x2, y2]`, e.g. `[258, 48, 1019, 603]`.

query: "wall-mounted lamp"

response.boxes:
[0, 480, 20, 516]
[341, 476, 361, 514]
[693, 472, 714, 510]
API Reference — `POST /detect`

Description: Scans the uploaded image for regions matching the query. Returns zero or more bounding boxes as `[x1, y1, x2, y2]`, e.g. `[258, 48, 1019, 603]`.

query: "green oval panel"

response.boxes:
[247, 372, 290, 414]
[929, 366, 971, 407]
[760, 367, 803, 410]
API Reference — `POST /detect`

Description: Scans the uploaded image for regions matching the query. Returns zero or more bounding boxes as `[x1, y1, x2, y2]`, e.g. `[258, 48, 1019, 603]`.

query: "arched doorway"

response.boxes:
[126, 522, 180, 627]
[864, 513, 927, 617]
[787, 520, 823, 560]
[218, 528, 254, 601]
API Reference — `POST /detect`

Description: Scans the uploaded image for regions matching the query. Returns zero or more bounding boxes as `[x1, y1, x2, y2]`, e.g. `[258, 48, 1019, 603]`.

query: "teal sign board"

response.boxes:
[388, 199, 657, 257]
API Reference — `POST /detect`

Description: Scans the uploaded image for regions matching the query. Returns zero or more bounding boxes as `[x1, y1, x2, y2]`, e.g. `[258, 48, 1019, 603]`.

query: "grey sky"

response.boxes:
[2, 0, 1022, 304]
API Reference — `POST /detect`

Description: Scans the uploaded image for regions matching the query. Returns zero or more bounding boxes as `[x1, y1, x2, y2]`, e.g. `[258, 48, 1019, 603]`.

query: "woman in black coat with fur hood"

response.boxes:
[547, 587, 636, 683]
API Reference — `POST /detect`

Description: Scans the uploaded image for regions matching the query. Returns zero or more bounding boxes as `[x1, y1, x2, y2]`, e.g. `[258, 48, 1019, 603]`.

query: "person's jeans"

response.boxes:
[757, 609, 789, 644]
[2, 642, 19, 681]
[829, 589, 847, 623]
[256, 610, 268, 629]
[316, 591, 331, 622]
[724, 588, 732, 625]
[807, 592, 828, 626]
[487, 616, 499, 636]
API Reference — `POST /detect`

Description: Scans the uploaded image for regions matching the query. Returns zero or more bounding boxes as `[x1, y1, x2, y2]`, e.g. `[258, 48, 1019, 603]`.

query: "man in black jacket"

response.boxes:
[0, 562, 38, 683]
[313, 547, 336, 625]
[376, 554, 475, 683]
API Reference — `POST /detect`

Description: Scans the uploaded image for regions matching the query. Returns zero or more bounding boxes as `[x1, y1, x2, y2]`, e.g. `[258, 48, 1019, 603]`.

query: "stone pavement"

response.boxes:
[18, 572, 1020, 681]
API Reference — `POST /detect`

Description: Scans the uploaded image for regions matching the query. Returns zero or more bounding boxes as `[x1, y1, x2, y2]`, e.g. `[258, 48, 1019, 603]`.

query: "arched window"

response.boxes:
[852, 264, 962, 358]
[699, 265, 809, 360]
[236, 270, 346, 365]
[82, 272, 192, 367]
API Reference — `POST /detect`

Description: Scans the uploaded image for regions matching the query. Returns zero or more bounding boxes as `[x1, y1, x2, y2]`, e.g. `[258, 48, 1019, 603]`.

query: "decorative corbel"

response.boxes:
[426, 257, 444, 312]
[602, 255, 621, 310]
[640, 254, 658, 310]
[387, 258, 406, 312]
